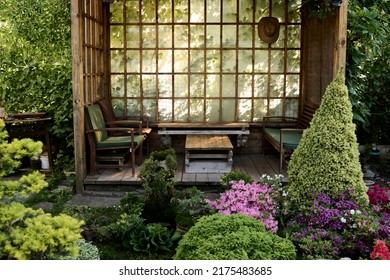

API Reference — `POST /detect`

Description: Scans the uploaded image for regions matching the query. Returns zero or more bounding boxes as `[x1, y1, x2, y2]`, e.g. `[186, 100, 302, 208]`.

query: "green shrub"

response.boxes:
[173, 213, 296, 260]
[220, 170, 254, 190]
[76, 239, 100, 260]
[124, 223, 181, 254]
[139, 149, 177, 223]
[0, 206, 84, 260]
[286, 72, 368, 205]
[172, 187, 213, 230]
[0, 120, 84, 260]
[119, 193, 145, 215]
[98, 213, 145, 245]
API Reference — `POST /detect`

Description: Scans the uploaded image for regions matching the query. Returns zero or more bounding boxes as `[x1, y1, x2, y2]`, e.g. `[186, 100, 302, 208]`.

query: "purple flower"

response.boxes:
[285, 190, 380, 259]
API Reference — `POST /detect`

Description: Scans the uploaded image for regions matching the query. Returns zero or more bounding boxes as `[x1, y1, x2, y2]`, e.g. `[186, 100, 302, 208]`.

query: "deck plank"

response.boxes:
[84, 153, 285, 189]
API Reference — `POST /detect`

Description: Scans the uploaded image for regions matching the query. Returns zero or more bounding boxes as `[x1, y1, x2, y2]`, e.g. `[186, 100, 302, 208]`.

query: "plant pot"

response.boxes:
[30, 159, 41, 170]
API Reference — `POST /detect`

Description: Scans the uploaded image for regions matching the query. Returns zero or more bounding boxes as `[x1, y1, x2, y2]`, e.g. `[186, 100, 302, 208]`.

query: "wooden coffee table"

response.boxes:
[185, 135, 233, 173]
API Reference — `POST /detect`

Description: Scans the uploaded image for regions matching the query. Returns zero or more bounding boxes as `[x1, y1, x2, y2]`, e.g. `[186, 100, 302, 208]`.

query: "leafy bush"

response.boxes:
[75, 239, 100, 260]
[219, 170, 254, 190]
[206, 181, 278, 233]
[173, 213, 296, 260]
[139, 149, 177, 223]
[0, 0, 75, 170]
[124, 223, 181, 254]
[119, 193, 145, 215]
[347, 1, 390, 144]
[139, 148, 177, 201]
[286, 72, 368, 206]
[0, 120, 84, 260]
[172, 187, 213, 229]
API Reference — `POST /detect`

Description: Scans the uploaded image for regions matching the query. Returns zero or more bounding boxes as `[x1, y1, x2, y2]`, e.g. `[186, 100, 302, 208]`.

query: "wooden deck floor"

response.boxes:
[84, 153, 287, 192]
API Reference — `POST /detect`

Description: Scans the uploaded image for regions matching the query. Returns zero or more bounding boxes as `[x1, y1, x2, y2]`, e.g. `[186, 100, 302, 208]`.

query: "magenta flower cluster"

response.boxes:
[205, 180, 278, 233]
[368, 184, 390, 207]
[367, 184, 390, 240]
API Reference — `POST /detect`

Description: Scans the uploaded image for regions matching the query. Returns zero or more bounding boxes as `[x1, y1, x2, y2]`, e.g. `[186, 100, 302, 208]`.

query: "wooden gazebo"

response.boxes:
[71, 0, 348, 194]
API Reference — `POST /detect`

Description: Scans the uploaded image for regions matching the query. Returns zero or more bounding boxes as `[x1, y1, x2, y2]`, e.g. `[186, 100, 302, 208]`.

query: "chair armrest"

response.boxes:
[106, 120, 142, 126]
[118, 115, 150, 128]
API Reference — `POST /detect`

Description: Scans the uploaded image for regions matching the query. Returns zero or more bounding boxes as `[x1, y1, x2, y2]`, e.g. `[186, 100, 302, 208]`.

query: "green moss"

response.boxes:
[286, 71, 368, 205]
[173, 213, 296, 260]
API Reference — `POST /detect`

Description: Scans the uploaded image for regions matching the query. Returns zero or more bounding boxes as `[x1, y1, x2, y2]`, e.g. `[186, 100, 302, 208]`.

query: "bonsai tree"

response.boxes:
[0, 120, 84, 259]
[173, 213, 296, 260]
[286, 71, 368, 206]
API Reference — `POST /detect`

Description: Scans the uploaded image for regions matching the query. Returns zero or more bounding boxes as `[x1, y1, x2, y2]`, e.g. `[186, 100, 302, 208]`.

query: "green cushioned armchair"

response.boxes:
[85, 103, 146, 176]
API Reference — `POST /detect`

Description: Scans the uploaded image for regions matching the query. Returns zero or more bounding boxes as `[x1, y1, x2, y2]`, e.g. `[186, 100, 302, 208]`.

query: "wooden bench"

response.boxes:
[262, 102, 318, 173]
[157, 122, 250, 147]
[184, 135, 234, 173]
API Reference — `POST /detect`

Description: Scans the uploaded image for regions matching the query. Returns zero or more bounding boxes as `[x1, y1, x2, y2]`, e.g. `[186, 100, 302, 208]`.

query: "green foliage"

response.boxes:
[74, 239, 100, 260]
[0, 121, 84, 260]
[63, 205, 123, 242]
[304, 0, 340, 19]
[172, 187, 213, 229]
[0, 121, 43, 177]
[0, 0, 74, 167]
[119, 193, 145, 215]
[173, 213, 296, 260]
[99, 213, 145, 243]
[139, 149, 177, 223]
[347, 1, 390, 143]
[173, 187, 211, 216]
[139, 148, 177, 198]
[0, 204, 83, 260]
[124, 223, 181, 254]
[287, 72, 368, 205]
[220, 170, 254, 190]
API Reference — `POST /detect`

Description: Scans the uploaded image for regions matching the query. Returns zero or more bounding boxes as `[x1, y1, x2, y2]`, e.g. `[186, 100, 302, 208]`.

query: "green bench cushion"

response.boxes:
[264, 128, 302, 150]
[96, 135, 144, 148]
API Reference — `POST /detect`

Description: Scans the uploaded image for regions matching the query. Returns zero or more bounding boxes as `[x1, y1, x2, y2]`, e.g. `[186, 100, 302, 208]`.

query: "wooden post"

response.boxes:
[71, 0, 86, 194]
[333, 0, 349, 77]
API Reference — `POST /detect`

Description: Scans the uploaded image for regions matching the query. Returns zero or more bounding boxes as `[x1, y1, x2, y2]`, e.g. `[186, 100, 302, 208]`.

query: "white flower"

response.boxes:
[356, 210, 361, 215]
[341, 217, 347, 223]
[282, 191, 288, 197]
[350, 209, 355, 215]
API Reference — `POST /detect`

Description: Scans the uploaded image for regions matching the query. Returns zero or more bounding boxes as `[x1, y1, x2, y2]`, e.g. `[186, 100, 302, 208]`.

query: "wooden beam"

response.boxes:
[71, 0, 86, 194]
[333, 0, 348, 77]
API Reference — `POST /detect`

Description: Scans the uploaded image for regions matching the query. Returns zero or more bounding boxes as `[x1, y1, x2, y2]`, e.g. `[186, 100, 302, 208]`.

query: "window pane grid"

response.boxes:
[110, 0, 301, 122]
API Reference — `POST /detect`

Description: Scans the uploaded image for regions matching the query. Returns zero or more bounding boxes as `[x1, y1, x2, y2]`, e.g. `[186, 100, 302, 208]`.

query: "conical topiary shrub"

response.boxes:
[286, 71, 367, 205]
